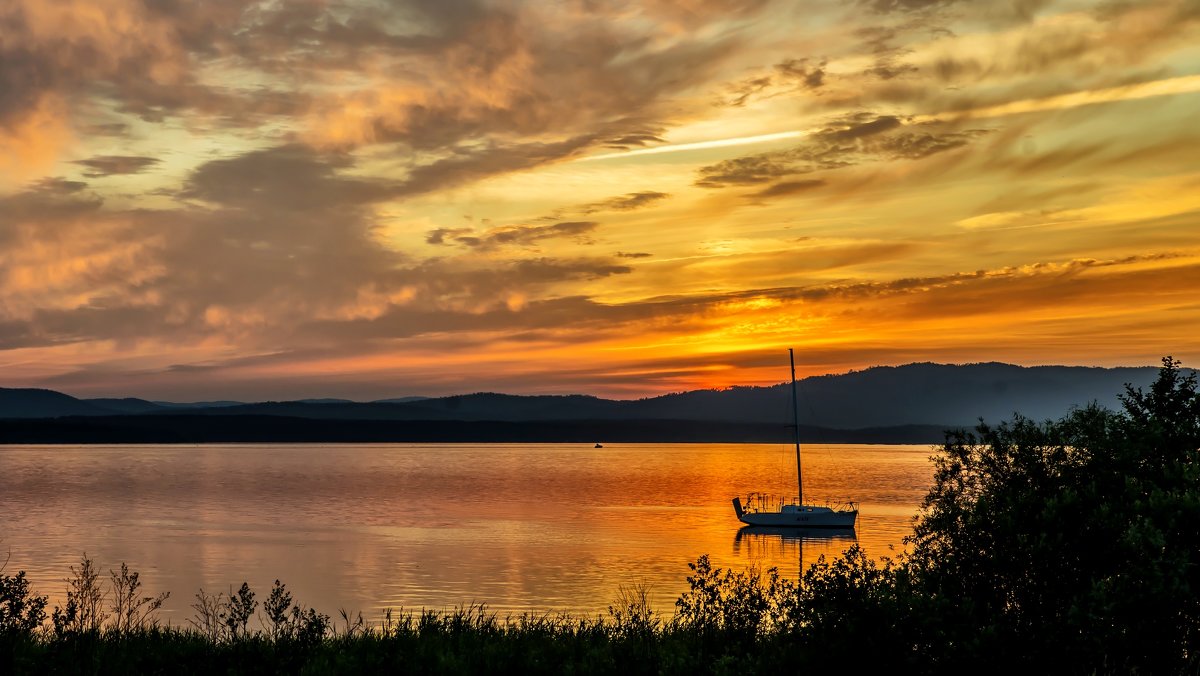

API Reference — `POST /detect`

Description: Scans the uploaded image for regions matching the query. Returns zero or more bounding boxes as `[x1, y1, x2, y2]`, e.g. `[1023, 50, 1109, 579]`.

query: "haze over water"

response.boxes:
[1, 443, 933, 620]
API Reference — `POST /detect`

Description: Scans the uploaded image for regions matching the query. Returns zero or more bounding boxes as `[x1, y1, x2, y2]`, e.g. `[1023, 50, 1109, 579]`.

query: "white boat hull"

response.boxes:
[732, 497, 858, 528]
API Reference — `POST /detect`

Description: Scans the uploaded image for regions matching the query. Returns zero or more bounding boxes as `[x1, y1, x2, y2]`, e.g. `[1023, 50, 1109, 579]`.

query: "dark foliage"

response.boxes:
[224, 582, 257, 640]
[0, 570, 47, 635]
[796, 356, 1200, 673]
[901, 357, 1200, 672]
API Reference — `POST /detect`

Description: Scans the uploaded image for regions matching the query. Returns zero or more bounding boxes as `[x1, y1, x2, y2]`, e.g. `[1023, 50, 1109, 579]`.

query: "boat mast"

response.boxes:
[789, 348, 802, 506]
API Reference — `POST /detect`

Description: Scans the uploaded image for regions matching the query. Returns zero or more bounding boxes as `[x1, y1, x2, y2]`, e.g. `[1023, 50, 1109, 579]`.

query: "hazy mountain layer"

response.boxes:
[0, 363, 1165, 428]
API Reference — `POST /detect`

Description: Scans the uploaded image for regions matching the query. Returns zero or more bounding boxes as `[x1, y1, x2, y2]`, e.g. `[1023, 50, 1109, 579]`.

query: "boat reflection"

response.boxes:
[733, 526, 857, 568]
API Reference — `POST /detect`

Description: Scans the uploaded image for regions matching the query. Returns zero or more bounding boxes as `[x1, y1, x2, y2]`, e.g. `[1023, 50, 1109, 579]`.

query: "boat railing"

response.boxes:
[741, 492, 858, 513]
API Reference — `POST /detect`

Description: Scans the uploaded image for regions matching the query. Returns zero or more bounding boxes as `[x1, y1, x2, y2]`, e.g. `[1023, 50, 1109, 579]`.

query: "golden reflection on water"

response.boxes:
[732, 526, 859, 563]
[0, 443, 934, 620]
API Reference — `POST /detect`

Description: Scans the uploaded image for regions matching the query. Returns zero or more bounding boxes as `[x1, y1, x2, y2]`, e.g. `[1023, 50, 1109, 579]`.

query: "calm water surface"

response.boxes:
[0, 443, 934, 620]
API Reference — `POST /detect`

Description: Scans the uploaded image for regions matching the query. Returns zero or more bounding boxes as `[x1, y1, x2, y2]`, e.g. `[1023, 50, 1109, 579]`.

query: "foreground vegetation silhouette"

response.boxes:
[2, 357, 1197, 674]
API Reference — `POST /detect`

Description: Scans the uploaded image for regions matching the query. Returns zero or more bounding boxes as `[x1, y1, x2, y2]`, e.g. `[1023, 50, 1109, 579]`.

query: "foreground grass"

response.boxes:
[2, 555, 846, 675]
[2, 602, 832, 675]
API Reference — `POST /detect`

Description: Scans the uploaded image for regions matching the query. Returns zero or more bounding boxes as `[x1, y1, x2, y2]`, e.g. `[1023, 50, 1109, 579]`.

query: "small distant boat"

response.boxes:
[732, 349, 858, 528]
[594, 443, 603, 448]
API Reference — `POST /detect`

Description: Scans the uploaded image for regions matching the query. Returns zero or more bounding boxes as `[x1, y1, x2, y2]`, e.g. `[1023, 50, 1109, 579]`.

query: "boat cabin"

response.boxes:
[781, 505, 833, 514]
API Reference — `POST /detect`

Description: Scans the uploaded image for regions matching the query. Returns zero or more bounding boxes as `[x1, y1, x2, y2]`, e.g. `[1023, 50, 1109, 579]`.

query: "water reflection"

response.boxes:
[0, 443, 933, 618]
[734, 526, 857, 544]
[732, 526, 857, 570]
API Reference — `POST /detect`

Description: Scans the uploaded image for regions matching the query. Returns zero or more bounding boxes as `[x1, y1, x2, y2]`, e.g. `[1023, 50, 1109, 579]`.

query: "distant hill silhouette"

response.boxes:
[86, 397, 170, 414]
[637, 362, 1163, 428]
[369, 396, 431, 404]
[0, 388, 114, 418]
[125, 363, 1161, 427]
[0, 362, 1170, 442]
[150, 400, 246, 409]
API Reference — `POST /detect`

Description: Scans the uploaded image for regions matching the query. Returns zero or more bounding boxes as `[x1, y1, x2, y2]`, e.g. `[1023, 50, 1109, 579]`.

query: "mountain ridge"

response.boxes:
[0, 362, 1170, 431]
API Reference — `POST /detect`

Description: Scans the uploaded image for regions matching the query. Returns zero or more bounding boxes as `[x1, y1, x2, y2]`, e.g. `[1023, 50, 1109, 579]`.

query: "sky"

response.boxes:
[1, 0, 1198, 401]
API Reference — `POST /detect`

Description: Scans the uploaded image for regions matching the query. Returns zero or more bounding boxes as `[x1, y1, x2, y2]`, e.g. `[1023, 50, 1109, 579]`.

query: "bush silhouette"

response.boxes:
[795, 356, 1200, 672]
[0, 569, 47, 636]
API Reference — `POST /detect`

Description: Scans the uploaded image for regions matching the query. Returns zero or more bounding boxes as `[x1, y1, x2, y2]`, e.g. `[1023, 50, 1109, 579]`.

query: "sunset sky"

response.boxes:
[1, 0, 1198, 400]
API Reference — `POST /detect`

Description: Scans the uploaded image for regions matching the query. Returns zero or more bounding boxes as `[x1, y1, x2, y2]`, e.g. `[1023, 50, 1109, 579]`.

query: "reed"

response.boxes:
[0, 551, 817, 674]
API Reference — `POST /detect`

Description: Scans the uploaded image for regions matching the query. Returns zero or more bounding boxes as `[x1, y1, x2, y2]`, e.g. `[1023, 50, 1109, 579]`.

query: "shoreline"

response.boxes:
[0, 415, 948, 445]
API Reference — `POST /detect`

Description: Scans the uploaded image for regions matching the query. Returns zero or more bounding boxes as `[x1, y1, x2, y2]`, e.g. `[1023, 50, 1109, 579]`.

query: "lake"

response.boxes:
[0, 443, 935, 622]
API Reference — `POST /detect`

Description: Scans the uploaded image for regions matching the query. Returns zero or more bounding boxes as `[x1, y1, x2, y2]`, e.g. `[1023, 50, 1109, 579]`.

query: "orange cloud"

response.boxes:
[0, 94, 72, 178]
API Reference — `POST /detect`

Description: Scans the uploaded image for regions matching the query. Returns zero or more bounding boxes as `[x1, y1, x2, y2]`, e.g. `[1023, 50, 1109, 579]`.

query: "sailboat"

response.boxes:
[731, 349, 858, 528]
